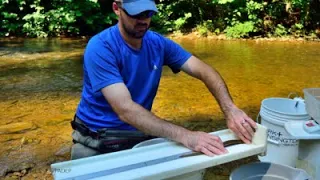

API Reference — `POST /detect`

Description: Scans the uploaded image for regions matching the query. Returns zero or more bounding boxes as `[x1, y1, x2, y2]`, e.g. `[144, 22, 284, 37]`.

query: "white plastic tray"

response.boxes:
[285, 121, 320, 139]
[51, 124, 267, 180]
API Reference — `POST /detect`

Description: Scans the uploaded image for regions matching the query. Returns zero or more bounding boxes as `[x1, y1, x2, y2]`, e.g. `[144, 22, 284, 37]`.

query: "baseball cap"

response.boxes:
[120, 0, 158, 16]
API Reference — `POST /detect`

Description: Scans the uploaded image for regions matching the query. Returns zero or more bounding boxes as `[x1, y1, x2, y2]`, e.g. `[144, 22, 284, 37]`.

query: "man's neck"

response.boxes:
[118, 24, 142, 50]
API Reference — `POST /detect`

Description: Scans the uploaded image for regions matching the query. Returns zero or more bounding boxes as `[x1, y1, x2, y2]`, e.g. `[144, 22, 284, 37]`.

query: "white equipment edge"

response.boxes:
[285, 121, 320, 139]
[51, 124, 267, 180]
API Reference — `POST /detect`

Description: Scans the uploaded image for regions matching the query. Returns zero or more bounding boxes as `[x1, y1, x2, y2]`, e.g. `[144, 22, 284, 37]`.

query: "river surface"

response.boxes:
[0, 37, 319, 179]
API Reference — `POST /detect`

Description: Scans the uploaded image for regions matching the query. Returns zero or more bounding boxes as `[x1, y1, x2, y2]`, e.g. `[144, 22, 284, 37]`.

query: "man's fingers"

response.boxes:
[192, 134, 228, 156]
[200, 147, 215, 157]
[208, 134, 223, 145]
[188, 132, 234, 156]
[243, 122, 255, 137]
[207, 140, 227, 154]
[202, 144, 225, 156]
[234, 129, 250, 144]
[245, 117, 258, 130]
[226, 108, 257, 144]
[208, 135, 227, 153]
[237, 122, 252, 141]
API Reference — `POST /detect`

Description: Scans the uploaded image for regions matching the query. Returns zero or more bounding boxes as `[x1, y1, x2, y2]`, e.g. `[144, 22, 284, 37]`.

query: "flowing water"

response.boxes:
[0, 37, 319, 179]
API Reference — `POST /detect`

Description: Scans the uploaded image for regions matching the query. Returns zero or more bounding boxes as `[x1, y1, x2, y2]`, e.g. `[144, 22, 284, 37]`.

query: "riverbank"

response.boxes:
[1, 31, 319, 45]
[166, 31, 320, 42]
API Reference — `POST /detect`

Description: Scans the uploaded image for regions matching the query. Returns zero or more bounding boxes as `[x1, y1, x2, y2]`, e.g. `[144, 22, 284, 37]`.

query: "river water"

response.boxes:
[0, 37, 319, 179]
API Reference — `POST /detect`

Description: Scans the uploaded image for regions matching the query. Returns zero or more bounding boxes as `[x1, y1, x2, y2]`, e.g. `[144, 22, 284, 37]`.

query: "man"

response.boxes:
[71, 0, 257, 160]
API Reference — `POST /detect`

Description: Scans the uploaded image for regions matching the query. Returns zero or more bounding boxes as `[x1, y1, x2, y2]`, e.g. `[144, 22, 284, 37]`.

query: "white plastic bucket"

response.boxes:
[258, 98, 309, 167]
[230, 162, 312, 180]
[133, 138, 206, 180]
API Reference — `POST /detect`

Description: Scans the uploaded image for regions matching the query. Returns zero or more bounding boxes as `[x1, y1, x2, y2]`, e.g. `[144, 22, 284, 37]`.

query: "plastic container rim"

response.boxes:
[261, 98, 308, 116]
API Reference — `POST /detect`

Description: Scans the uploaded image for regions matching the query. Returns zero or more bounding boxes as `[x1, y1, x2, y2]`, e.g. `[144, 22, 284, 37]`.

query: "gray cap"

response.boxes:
[121, 0, 158, 15]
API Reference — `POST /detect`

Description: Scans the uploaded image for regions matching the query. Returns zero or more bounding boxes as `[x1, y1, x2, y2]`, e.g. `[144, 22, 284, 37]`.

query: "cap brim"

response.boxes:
[123, 1, 158, 16]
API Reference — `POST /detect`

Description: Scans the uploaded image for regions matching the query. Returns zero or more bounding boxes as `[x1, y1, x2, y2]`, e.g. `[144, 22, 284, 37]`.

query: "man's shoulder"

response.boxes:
[145, 30, 165, 41]
[86, 26, 118, 51]
[90, 26, 116, 42]
[98, 25, 118, 40]
[145, 30, 170, 50]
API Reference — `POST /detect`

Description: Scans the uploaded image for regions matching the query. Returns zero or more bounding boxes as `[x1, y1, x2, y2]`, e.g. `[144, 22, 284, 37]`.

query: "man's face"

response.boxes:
[118, 5, 153, 39]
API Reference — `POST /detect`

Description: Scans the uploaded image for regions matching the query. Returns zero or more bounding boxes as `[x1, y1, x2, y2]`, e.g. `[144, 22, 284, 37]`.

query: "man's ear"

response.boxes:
[112, 2, 121, 16]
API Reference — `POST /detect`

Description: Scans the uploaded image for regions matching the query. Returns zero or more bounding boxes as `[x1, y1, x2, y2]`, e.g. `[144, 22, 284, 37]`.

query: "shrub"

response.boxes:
[196, 20, 214, 37]
[225, 21, 255, 38]
[274, 24, 288, 37]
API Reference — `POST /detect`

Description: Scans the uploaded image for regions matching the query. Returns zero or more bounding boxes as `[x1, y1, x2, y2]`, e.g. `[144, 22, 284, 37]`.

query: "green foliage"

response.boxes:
[46, 8, 78, 36]
[196, 20, 214, 36]
[274, 24, 288, 37]
[225, 21, 255, 38]
[290, 23, 305, 37]
[213, 0, 235, 4]
[22, 4, 47, 37]
[1, 0, 116, 37]
[173, 13, 192, 31]
[0, 0, 319, 38]
[2, 12, 20, 36]
[150, 3, 174, 33]
[246, 1, 264, 23]
[0, 0, 26, 36]
[152, 1, 197, 33]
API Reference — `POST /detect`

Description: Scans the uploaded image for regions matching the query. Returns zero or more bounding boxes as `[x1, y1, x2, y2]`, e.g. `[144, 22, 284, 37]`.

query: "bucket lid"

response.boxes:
[262, 98, 308, 116]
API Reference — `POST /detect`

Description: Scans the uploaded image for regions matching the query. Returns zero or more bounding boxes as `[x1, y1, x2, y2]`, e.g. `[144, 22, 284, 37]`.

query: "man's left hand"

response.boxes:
[225, 106, 257, 144]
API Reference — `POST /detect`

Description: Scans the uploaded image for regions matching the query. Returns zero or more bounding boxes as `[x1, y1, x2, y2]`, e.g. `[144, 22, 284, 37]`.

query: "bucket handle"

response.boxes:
[256, 112, 261, 124]
[287, 92, 300, 99]
[267, 138, 280, 145]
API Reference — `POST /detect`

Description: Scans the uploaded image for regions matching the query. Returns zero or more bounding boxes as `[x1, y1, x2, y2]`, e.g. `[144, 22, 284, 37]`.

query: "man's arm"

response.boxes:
[101, 83, 227, 156]
[181, 56, 257, 143]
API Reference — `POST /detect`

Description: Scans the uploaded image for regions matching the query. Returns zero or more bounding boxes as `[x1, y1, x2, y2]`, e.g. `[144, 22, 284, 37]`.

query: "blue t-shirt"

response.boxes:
[76, 24, 192, 131]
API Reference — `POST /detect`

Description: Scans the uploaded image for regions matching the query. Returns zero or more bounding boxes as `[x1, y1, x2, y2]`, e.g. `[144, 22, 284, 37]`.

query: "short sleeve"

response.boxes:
[84, 36, 123, 93]
[163, 37, 192, 73]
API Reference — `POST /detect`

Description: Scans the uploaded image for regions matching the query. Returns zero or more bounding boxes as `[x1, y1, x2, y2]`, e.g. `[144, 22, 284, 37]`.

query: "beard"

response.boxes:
[121, 18, 149, 39]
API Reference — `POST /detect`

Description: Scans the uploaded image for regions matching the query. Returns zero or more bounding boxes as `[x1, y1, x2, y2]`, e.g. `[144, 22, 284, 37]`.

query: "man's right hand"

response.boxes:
[182, 131, 228, 156]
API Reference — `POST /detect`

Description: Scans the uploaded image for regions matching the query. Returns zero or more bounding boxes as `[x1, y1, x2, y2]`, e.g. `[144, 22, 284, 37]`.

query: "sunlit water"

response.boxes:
[0, 37, 319, 179]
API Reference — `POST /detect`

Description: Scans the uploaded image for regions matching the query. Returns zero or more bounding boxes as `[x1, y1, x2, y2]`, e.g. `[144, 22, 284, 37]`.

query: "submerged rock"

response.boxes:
[0, 164, 9, 177]
[55, 145, 71, 157]
[0, 135, 22, 143]
[0, 148, 36, 177]
[0, 122, 36, 134]
[12, 172, 22, 177]
[0, 161, 35, 177]
[9, 162, 35, 175]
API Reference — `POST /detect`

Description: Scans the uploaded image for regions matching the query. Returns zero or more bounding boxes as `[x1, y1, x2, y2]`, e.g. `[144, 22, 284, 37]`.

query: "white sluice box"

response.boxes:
[51, 124, 267, 180]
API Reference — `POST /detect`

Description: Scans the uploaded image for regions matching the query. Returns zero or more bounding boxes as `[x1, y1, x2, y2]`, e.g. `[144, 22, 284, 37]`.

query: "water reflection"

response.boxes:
[0, 37, 319, 179]
[0, 38, 86, 53]
[0, 39, 85, 94]
[157, 39, 320, 122]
